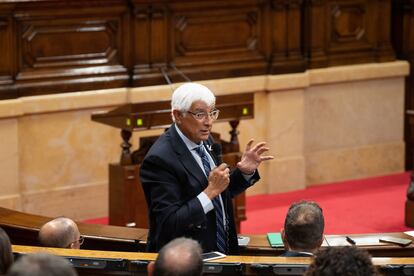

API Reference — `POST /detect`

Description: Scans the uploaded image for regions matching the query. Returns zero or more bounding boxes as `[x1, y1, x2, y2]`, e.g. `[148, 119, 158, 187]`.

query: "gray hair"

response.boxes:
[284, 200, 324, 251]
[154, 237, 203, 276]
[171, 83, 215, 121]
[7, 253, 77, 276]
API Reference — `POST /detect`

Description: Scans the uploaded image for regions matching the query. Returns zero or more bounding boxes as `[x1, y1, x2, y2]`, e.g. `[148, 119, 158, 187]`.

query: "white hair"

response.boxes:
[171, 83, 216, 121]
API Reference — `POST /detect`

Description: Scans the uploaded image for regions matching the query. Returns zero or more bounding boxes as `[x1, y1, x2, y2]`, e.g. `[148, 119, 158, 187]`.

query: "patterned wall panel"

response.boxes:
[0, 0, 398, 99]
[11, 1, 130, 97]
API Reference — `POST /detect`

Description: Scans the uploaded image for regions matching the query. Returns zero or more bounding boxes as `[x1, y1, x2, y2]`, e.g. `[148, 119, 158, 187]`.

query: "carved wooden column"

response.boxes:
[131, 2, 169, 86]
[375, 0, 395, 62]
[304, 0, 328, 68]
[269, 0, 306, 73]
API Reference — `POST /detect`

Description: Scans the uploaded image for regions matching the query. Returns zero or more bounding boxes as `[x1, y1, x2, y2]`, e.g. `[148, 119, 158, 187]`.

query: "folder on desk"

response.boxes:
[267, 232, 284, 247]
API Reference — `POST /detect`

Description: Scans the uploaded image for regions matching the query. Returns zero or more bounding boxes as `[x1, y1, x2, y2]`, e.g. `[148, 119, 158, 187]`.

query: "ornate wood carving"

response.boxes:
[306, 0, 395, 68]
[9, 0, 130, 97]
[132, 0, 269, 86]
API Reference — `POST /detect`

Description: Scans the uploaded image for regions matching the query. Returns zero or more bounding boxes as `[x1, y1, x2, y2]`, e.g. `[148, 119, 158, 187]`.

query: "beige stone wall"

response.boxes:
[0, 61, 408, 220]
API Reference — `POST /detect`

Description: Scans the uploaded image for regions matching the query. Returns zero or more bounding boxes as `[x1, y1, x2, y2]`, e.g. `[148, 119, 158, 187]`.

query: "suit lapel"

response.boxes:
[168, 124, 208, 188]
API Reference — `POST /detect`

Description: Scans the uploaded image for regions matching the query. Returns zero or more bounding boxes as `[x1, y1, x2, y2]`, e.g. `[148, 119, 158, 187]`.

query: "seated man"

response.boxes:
[147, 237, 203, 276]
[281, 200, 324, 256]
[305, 246, 380, 276]
[38, 217, 83, 249]
[7, 252, 77, 276]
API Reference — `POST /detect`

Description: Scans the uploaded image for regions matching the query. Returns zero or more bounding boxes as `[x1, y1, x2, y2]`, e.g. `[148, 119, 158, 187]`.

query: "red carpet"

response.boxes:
[240, 172, 413, 235]
[84, 172, 414, 235]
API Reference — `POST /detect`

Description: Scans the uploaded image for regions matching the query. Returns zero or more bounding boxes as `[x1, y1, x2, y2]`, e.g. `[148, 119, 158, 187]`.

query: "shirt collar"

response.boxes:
[174, 124, 202, 151]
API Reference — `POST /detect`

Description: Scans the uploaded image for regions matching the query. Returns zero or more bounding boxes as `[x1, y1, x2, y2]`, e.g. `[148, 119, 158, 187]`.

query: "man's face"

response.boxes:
[175, 100, 214, 144]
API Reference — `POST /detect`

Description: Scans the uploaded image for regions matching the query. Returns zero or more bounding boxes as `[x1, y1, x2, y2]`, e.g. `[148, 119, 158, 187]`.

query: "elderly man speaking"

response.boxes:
[140, 82, 273, 254]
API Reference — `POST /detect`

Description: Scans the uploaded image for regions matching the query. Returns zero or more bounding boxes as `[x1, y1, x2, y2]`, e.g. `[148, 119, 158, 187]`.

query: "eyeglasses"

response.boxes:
[187, 109, 220, 121]
[77, 236, 85, 245]
[67, 236, 84, 248]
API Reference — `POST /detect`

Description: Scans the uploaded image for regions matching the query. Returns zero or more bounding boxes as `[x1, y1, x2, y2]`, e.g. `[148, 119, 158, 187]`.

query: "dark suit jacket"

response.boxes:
[140, 124, 259, 254]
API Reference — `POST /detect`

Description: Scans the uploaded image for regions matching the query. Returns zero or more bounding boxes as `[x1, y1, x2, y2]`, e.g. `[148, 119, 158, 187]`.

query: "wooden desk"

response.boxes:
[12, 245, 414, 276]
[0, 207, 148, 252]
[242, 233, 414, 257]
[3, 207, 414, 258]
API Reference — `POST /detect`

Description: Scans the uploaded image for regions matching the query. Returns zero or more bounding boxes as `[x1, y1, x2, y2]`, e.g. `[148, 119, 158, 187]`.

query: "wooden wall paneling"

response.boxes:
[0, 0, 401, 99]
[132, 2, 170, 86]
[269, 0, 306, 74]
[132, 3, 152, 77]
[167, 0, 269, 82]
[13, 1, 130, 97]
[304, 0, 329, 68]
[375, 0, 395, 62]
[0, 3, 16, 99]
[327, 0, 373, 65]
[119, 1, 133, 85]
[306, 0, 395, 68]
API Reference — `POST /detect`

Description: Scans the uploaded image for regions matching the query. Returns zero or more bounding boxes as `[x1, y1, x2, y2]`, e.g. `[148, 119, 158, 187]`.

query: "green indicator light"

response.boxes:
[137, 118, 143, 126]
[126, 118, 131, 126]
[242, 107, 249, 115]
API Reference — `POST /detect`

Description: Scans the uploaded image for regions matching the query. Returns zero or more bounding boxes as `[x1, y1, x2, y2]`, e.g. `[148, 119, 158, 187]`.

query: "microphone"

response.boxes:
[211, 143, 223, 165]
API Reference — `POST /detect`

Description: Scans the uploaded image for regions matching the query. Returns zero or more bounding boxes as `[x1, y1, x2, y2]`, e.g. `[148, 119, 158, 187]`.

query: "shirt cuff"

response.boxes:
[197, 192, 214, 214]
[242, 170, 256, 183]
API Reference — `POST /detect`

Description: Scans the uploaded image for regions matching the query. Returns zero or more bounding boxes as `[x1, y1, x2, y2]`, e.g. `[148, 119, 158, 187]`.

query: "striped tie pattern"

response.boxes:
[194, 145, 227, 253]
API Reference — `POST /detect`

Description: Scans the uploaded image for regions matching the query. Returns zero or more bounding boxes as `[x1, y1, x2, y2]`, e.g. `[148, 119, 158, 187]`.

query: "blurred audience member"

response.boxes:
[7, 252, 77, 276]
[39, 217, 83, 249]
[305, 246, 380, 276]
[147, 237, 203, 276]
[282, 200, 324, 256]
[0, 227, 13, 274]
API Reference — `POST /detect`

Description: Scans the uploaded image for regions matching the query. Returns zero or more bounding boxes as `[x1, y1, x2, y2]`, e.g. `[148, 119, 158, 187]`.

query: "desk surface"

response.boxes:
[12, 244, 414, 266]
[242, 233, 414, 257]
[0, 207, 148, 252]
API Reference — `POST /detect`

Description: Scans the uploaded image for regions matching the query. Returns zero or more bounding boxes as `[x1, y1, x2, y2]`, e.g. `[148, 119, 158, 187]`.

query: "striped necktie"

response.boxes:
[194, 145, 227, 253]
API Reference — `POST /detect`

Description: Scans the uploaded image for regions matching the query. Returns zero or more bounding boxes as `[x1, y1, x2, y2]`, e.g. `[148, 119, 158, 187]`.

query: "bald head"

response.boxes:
[149, 238, 203, 276]
[39, 217, 81, 249]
